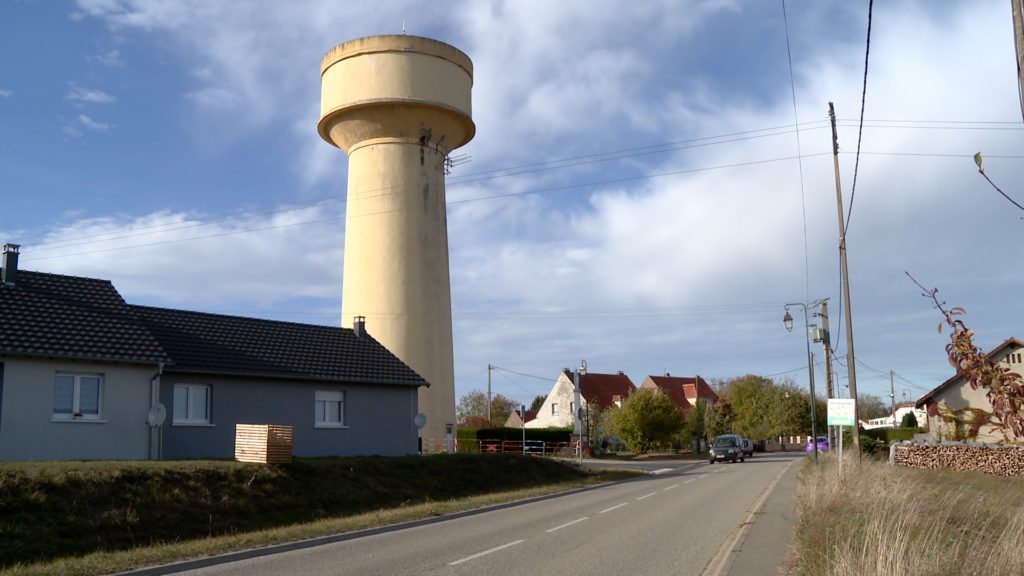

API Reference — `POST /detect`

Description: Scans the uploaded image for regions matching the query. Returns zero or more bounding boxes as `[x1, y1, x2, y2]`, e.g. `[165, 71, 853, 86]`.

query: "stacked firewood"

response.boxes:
[891, 443, 1024, 477]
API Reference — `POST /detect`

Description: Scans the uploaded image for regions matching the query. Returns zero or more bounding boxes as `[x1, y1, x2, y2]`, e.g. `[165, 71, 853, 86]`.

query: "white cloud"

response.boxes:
[0, 89, 12, 98]
[78, 114, 113, 131]
[21, 205, 345, 317]
[66, 85, 117, 104]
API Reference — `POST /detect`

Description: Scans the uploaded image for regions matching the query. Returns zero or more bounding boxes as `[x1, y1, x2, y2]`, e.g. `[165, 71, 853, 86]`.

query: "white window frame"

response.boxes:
[173, 384, 212, 426]
[315, 390, 346, 428]
[551, 402, 559, 415]
[52, 372, 103, 421]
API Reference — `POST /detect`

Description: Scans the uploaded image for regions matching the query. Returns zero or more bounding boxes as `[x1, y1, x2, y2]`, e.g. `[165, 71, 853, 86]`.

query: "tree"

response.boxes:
[704, 399, 735, 439]
[529, 394, 546, 413]
[719, 374, 777, 439]
[901, 411, 919, 428]
[606, 388, 685, 454]
[456, 390, 517, 426]
[858, 394, 888, 420]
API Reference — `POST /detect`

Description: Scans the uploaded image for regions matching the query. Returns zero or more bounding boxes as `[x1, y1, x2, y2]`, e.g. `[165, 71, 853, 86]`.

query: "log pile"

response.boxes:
[891, 442, 1024, 477]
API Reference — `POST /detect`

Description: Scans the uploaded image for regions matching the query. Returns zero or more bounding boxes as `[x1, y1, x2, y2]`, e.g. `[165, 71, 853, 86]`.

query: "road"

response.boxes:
[170, 453, 799, 576]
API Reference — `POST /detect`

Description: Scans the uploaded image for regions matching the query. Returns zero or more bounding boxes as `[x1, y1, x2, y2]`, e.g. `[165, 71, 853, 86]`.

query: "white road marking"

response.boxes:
[637, 492, 657, 501]
[448, 540, 525, 566]
[663, 484, 680, 491]
[699, 474, 709, 479]
[701, 460, 796, 576]
[651, 467, 675, 475]
[684, 478, 697, 484]
[600, 503, 628, 514]
[546, 517, 589, 533]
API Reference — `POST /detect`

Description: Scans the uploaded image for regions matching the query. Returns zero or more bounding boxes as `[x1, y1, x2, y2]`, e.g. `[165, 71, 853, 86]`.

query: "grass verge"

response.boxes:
[794, 454, 1024, 576]
[0, 455, 636, 576]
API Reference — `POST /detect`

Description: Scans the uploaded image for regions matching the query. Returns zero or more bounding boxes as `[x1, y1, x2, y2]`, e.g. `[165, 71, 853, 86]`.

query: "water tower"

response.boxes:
[318, 35, 474, 450]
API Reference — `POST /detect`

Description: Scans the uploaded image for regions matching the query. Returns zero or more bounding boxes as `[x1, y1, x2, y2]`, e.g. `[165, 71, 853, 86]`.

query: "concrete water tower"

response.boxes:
[318, 35, 474, 451]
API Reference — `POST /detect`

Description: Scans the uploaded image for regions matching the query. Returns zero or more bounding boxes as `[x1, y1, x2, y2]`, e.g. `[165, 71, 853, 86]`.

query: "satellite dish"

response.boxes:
[147, 403, 167, 427]
[414, 413, 427, 429]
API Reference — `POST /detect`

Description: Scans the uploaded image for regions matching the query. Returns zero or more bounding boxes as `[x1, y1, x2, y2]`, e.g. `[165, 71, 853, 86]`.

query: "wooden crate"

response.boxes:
[234, 424, 293, 464]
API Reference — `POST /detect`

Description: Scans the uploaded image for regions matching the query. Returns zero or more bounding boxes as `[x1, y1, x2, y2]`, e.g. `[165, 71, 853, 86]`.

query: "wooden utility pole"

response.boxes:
[819, 300, 836, 449]
[828, 102, 861, 459]
[1012, 0, 1024, 121]
[487, 363, 492, 425]
[890, 369, 896, 428]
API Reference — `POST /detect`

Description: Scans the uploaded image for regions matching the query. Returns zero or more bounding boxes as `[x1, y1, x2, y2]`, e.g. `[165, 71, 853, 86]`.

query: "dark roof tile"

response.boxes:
[0, 270, 167, 364]
[132, 305, 426, 387]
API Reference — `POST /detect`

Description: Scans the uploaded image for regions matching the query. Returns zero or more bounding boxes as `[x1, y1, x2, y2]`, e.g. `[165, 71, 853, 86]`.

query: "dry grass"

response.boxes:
[795, 454, 1024, 576]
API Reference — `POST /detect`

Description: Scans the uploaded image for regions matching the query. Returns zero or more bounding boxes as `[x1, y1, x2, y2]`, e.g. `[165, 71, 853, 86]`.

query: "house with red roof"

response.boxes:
[915, 336, 1024, 443]
[525, 369, 635, 429]
[638, 373, 718, 416]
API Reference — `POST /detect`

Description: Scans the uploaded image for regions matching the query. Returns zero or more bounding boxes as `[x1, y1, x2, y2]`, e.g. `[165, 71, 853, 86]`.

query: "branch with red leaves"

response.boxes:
[908, 272, 1024, 440]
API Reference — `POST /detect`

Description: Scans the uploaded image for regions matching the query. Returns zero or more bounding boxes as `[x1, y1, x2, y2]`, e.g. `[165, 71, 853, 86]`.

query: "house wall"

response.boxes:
[924, 346, 1024, 443]
[526, 375, 576, 429]
[0, 357, 154, 461]
[159, 373, 420, 458]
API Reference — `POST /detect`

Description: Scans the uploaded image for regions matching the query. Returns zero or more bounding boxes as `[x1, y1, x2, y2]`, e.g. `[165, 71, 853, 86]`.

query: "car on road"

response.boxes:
[709, 434, 745, 463]
[805, 436, 829, 453]
[740, 437, 754, 458]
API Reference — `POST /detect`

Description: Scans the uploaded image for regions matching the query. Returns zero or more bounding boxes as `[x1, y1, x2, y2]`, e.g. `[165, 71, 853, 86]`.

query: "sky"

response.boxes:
[1, 0, 1022, 412]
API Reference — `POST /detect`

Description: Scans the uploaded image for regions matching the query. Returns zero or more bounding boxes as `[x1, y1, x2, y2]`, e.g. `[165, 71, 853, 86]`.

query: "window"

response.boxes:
[315, 390, 345, 427]
[53, 373, 103, 420]
[173, 384, 211, 425]
[551, 402, 558, 415]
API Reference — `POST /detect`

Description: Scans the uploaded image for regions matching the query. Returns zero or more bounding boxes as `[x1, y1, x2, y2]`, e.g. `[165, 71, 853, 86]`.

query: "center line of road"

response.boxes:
[699, 474, 709, 479]
[600, 503, 628, 514]
[448, 540, 524, 566]
[684, 478, 696, 484]
[546, 517, 589, 533]
[651, 467, 674, 475]
[637, 492, 657, 501]
[663, 484, 679, 491]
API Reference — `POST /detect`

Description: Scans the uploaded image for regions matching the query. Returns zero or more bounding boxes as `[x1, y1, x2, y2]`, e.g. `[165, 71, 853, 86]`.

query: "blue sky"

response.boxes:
[2, 0, 1022, 411]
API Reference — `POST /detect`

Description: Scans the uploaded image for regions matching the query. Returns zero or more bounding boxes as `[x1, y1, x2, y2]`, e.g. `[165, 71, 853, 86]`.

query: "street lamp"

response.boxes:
[784, 300, 826, 464]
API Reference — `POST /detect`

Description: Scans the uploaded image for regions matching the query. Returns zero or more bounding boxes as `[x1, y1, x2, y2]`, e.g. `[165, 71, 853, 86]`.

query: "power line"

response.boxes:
[490, 365, 555, 382]
[845, 0, 875, 234]
[781, 0, 811, 306]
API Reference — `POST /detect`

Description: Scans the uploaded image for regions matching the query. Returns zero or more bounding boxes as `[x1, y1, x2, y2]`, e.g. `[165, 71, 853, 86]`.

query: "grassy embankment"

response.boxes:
[0, 454, 635, 576]
[794, 454, 1024, 576]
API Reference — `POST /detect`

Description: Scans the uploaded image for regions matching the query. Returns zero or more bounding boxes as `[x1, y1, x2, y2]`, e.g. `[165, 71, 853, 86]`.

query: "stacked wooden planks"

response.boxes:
[234, 424, 293, 464]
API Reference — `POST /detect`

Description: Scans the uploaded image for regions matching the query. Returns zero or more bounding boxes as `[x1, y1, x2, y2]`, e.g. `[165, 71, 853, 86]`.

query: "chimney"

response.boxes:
[353, 315, 366, 338]
[2, 243, 19, 286]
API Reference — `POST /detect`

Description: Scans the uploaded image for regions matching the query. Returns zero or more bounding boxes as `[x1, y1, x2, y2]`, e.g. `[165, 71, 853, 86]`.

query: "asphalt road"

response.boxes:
[172, 453, 800, 576]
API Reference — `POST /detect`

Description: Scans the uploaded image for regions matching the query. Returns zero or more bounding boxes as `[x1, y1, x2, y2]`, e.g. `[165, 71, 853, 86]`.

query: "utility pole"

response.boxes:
[818, 300, 836, 450]
[1013, 0, 1024, 121]
[487, 363, 492, 425]
[574, 360, 586, 466]
[890, 369, 896, 428]
[829, 102, 860, 459]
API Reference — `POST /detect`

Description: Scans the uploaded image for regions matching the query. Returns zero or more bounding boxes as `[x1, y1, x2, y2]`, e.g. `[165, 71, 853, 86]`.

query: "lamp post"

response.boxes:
[784, 300, 826, 464]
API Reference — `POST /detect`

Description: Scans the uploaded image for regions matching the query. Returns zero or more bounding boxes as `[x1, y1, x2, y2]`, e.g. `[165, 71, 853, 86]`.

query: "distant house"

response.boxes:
[0, 243, 428, 461]
[504, 408, 536, 428]
[526, 369, 636, 429]
[915, 337, 1024, 443]
[638, 373, 718, 417]
[860, 403, 927, 430]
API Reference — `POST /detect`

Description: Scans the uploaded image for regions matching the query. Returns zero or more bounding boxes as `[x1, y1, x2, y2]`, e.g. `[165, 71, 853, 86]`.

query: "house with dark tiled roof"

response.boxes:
[915, 337, 1024, 443]
[0, 243, 428, 461]
[525, 369, 636, 429]
[639, 373, 718, 416]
